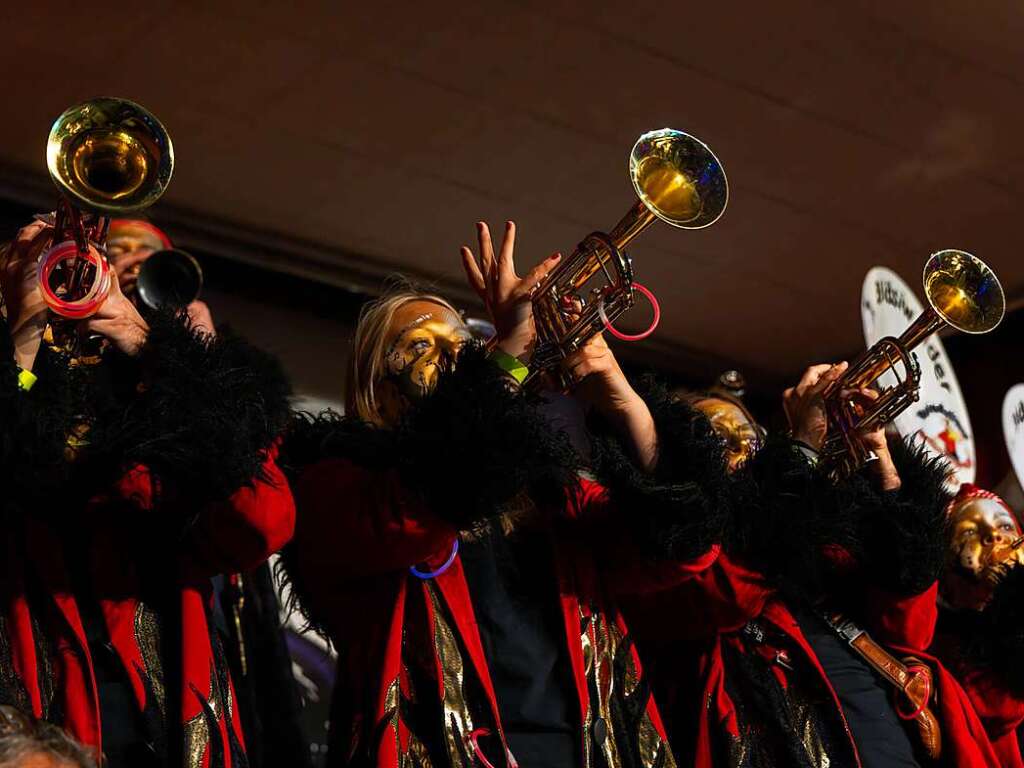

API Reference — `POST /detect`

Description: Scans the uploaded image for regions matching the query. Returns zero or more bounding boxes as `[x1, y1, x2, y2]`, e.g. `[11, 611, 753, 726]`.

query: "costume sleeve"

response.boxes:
[184, 447, 297, 577]
[83, 310, 292, 504]
[588, 377, 729, 566]
[0, 315, 22, 472]
[859, 582, 940, 652]
[565, 477, 721, 595]
[0, 317, 76, 503]
[854, 437, 951, 597]
[624, 554, 774, 647]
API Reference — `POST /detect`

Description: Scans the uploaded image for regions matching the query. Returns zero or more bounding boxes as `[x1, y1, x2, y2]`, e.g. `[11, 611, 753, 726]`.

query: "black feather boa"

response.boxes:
[727, 435, 951, 603]
[0, 319, 82, 509]
[947, 566, 1024, 696]
[854, 438, 952, 596]
[80, 310, 292, 503]
[726, 435, 861, 604]
[2, 311, 291, 522]
[278, 343, 580, 528]
[588, 376, 729, 563]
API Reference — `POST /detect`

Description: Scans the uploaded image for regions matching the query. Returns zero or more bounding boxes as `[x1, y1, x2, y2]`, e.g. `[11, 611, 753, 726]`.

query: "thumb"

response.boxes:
[105, 264, 124, 298]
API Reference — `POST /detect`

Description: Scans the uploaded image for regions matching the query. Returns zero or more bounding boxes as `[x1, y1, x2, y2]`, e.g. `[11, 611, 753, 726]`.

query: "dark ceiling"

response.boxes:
[1, 1, 1021, 386]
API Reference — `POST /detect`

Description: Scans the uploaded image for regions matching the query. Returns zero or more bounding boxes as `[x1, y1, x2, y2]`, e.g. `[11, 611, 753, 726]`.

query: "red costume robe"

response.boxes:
[0, 311, 294, 767]
[278, 347, 730, 768]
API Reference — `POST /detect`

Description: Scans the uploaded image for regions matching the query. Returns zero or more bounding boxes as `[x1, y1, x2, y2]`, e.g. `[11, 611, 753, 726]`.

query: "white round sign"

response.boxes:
[1003, 385, 1024, 493]
[861, 266, 976, 487]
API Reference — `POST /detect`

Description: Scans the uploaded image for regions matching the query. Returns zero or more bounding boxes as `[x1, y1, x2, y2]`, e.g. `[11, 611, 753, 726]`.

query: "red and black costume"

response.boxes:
[929, 532, 1024, 764]
[0, 310, 294, 767]
[278, 346, 729, 768]
[627, 436, 998, 767]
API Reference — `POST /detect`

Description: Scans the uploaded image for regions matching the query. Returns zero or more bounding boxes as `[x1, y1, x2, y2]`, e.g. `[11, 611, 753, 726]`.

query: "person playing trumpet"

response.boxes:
[927, 485, 1024, 767]
[0, 217, 294, 768]
[624, 364, 1002, 767]
[277, 220, 732, 768]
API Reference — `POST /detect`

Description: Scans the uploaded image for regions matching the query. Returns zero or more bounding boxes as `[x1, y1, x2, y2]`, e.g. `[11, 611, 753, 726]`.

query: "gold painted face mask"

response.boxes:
[376, 300, 471, 423]
[695, 396, 764, 473]
[942, 495, 1024, 610]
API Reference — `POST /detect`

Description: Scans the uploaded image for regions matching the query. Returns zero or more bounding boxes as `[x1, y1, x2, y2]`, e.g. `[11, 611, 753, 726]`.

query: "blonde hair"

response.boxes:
[345, 288, 461, 425]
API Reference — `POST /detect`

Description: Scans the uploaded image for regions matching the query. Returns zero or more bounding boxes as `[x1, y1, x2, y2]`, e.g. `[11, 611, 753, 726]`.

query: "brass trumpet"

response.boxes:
[136, 248, 203, 310]
[528, 128, 728, 388]
[821, 250, 1005, 477]
[38, 98, 173, 322]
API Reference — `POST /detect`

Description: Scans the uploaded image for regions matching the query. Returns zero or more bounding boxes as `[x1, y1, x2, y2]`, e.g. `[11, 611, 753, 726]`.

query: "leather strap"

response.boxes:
[827, 615, 942, 760]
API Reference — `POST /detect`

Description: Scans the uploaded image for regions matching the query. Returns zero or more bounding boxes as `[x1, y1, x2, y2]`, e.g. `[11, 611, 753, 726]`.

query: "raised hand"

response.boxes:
[844, 387, 901, 490]
[1, 220, 54, 370]
[563, 333, 657, 472]
[460, 221, 560, 360]
[83, 270, 150, 357]
[783, 362, 848, 451]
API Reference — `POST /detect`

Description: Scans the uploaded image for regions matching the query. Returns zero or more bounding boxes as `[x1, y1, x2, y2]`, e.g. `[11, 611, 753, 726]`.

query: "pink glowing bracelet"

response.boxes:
[597, 282, 661, 341]
[37, 240, 111, 319]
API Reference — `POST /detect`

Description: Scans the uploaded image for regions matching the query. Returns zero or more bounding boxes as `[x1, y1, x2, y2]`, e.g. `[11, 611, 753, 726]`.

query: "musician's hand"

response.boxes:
[83, 271, 149, 356]
[783, 362, 848, 452]
[186, 300, 215, 338]
[845, 387, 901, 491]
[1, 220, 52, 371]
[564, 334, 657, 471]
[460, 220, 561, 360]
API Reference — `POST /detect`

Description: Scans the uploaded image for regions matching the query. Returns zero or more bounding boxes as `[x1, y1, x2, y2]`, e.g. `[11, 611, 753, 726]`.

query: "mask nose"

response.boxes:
[436, 339, 460, 370]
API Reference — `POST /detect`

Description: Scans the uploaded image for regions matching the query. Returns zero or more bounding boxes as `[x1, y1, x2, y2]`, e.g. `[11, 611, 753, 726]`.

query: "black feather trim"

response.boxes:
[588, 376, 729, 562]
[280, 343, 579, 530]
[81, 310, 292, 505]
[0, 323, 82, 511]
[950, 566, 1024, 696]
[725, 435, 861, 605]
[854, 438, 951, 596]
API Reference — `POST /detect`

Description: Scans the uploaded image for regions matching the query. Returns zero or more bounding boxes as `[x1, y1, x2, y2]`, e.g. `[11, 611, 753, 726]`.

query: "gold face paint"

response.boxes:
[376, 300, 470, 423]
[942, 497, 1024, 610]
[695, 396, 763, 473]
[106, 233, 157, 290]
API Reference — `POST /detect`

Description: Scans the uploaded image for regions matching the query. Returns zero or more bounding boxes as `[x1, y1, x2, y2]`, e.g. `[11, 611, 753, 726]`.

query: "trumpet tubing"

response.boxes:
[529, 128, 728, 387]
[822, 249, 1005, 477]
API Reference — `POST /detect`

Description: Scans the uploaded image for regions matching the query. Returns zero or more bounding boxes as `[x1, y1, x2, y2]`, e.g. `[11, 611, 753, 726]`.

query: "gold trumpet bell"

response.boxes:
[923, 249, 1005, 335]
[46, 97, 174, 215]
[38, 98, 173, 331]
[629, 128, 729, 230]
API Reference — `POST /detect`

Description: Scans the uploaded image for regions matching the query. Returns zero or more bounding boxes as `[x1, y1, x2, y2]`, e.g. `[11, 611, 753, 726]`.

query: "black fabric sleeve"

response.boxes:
[588, 376, 729, 562]
[279, 343, 580, 531]
[854, 437, 952, 597]
[83, 311, 292, 503]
